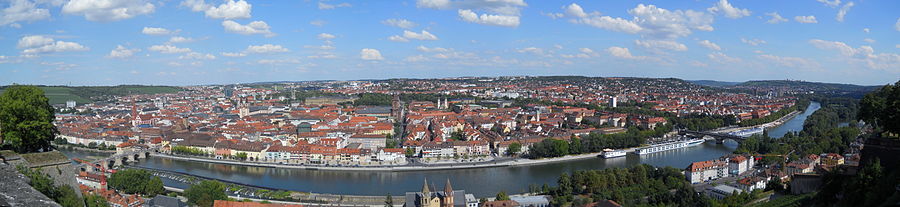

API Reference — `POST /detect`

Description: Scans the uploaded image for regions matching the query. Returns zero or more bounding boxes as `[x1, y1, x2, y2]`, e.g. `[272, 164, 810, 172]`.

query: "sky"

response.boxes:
[1, 0, 899, 86]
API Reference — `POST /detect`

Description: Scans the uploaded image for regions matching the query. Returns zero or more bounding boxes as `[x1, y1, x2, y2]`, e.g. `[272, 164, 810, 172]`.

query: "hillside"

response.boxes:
[688, 80, 742, 87]
[0, 85, 182, 105]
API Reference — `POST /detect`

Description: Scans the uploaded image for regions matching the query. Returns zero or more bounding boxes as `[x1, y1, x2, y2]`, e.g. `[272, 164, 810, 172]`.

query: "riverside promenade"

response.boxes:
[151, 150, 613, 172]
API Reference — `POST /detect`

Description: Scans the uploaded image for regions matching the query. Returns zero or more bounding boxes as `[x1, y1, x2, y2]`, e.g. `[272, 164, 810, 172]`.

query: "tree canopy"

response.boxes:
[858, 80, 900, 135]
[185, 180, 228, 207]
[0, 85, 58, 153]
[108, 169, 165, 196]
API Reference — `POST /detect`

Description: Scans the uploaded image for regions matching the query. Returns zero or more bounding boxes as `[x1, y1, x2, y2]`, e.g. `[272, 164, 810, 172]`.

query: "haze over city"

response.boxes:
[2, 0, 899, 86]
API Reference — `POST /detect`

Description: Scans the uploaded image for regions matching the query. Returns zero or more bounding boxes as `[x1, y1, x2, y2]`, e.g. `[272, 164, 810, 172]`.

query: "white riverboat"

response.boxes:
[634, 138, 705, 155]
[601, 149, 627, 158]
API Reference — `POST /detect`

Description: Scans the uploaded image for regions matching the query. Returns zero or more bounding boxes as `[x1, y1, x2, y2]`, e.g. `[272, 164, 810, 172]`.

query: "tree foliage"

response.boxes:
[185, 180, 228, 207]
[528, 126, 669, 159]
[858, 80, 900, 135]
[0, 85, 58, 153]
[544, 164, 710, 206]
[18, 166, 83, 207]
[108, 169, 164, 196]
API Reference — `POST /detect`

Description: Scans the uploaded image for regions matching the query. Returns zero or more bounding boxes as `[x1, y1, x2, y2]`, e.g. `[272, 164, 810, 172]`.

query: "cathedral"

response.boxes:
[405, 178, 467, 207]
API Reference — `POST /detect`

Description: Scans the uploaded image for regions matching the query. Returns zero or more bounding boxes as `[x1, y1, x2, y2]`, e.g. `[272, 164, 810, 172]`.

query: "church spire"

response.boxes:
[422, 178, 430, 194]
[444, 178, 453, 194]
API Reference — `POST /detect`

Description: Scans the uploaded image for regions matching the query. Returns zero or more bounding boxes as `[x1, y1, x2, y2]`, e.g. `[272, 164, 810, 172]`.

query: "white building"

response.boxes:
[686, 160, 728, 184]
[727, 155, 755, 175]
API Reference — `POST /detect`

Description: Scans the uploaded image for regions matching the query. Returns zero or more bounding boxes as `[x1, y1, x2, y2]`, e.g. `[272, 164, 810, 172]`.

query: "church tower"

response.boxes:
[420, 178, 431, 207]
[441, 179, 454, 207]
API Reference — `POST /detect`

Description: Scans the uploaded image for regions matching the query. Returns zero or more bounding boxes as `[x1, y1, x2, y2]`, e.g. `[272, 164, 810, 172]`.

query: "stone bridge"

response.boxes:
[82, 146, 160, 172]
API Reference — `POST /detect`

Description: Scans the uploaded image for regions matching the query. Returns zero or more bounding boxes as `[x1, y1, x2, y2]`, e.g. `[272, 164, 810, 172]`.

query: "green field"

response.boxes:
[0, 85, 182, 105]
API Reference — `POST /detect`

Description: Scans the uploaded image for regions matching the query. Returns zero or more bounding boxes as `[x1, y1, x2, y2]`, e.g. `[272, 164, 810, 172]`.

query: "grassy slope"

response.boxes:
[0, 85, 181, 105]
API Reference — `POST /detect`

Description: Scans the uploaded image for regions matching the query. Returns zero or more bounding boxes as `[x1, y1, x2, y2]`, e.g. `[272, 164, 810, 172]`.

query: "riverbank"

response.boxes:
[151, 152, 611, 172]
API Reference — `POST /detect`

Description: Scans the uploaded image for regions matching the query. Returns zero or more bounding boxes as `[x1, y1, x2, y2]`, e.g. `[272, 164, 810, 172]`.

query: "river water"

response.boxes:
[59, 102, 818, 197]
[766, 102, 821, 138]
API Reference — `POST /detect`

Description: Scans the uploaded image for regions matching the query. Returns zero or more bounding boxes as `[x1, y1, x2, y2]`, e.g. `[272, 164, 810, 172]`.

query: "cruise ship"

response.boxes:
[601, 149, 627, 158]
[634, 138, 705, 155]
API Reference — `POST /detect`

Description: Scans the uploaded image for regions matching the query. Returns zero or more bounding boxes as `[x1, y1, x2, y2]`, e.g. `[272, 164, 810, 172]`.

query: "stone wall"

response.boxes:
[0, 151, 62, 207]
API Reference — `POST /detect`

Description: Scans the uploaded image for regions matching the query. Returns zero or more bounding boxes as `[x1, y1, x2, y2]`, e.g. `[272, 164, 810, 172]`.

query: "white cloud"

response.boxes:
[244, 44, 289, 53]
[360, 48, 383, 60]
[895, 18, 900, 32]
[304, 45, 336, 50]
[310, 20, 326, 26]
[758, 54, 819, 69]
[222, 20, 274, 36]
[404, 54, 429, 62]
[142, 27, 175, 35]
[416, 46, 451, 53]
[707, 0, 750, 19]
[708, 52, 741, 63]
[634, 39, 687, 51]
[566, 4, 713, 40]
[809, 39, 900, 70]
[564, 3, 587, 18]
[317, 33, 336, 40]
[836, 2, 853, 22]
[741, 38, 766, 46]
[1, 0, 51, 26]
[62, 0, 155, 21]
[221, 52, 246, 57]
[388, 35, 409, 42]
[764, 12, 788, 24]
[458, 9, 519, 27]
[318, 1, 351, 10]
[863, 38, 875, 44]
[794, 15, 818, 23]
[307, 52, 336, 59]
[181, 0, 251, 19]
[17, 35, 89, 54]
[148, 44, 191, 53]
[517, 47, 543, 55]
[257, 58, 300, 65]
[168, 36, 194, 43]
[817, 0, 841, 8]
[402, 30, 439, 41]
[863, 28, 870, 33]
[382, 18, 417, 29]
[606, 46, 644, 60]
[108, 45, 140, 58]
[698, 40, 721, 51]
[179, 52, 216, 60]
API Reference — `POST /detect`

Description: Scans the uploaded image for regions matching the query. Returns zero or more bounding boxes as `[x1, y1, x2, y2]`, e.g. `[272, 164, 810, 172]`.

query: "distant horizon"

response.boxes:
[1, 75, 890, 87]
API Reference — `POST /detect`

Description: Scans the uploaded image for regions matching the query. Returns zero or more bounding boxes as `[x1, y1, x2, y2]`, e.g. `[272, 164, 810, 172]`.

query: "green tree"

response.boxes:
[84, 194, 109, 207]
[858, 80, 900, 135]
[507, 142, 522, 155]
[0, 85, 58, 153]
[495, 191, 510, 201]
[185, 180, 228, 207]
[405, 147, 415, 157]
[108, 169, 164, 196]
[235, 152, 248, 160]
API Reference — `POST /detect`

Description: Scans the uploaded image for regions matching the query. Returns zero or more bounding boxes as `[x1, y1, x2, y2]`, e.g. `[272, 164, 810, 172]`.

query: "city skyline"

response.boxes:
[2, 0, 900, 86]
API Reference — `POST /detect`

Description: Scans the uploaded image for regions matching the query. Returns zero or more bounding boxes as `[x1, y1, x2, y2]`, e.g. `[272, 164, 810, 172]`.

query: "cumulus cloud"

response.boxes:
[17, 35, 89, 54]
[707, 0, 750, 19]
[167, 36, 194, 43]
[360, 48, 383, 60]
[416, 46, 451, 53]
[404, 54, 429, 62]
[1, 0, 51, 27]
[222, 20, 274, 36]
[318, 1, 351, 10]
[517, 47, 543, 55]
[148, 44, 191, 53]
[142, 27, 175, 35]
[794, 15, 817, 23]
[388, 35, 409, 42]
[634, 39, 688, 52]
[382, 18, 417, 29]
[564, 4, 713, 40]
[108, 45, 140, 58]
[221, 52, 246, 57]
[698, 40, 721, 51]
[62, 0, 155, 21]
[817, 0, 841, 8]
[606, 46, 644, 60]
[741, 38, 766, 46]
[764, 12, 788, 24]
[458, 9, 519, 27]
[417, 0, 526, 27]
[564, 3, 588, 18]
[181, 0, 251, 19]
[708, 52, 741, 63]
[179, 52, 216, 60]
[317, 33, 336, 40]
[863, 38, 875, 44]
[244, 44, 289, 53]
[809, 39, 900, 70]
[836, 2, 853, 22]
[402, 30, 439, 41]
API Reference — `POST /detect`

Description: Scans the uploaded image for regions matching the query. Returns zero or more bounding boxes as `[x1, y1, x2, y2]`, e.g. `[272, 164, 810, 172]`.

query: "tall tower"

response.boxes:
[610, 97, 618, 108]
[442, 179, 454, 207]
[420, 178, 432, 206]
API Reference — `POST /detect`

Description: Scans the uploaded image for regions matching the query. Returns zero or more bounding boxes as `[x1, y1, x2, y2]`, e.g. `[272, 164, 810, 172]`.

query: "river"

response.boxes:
[58, 102, 818, 197]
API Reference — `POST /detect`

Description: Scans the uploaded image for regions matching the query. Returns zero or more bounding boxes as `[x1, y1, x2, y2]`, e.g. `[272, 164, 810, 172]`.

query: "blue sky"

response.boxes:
[1, 0, 898, 86]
